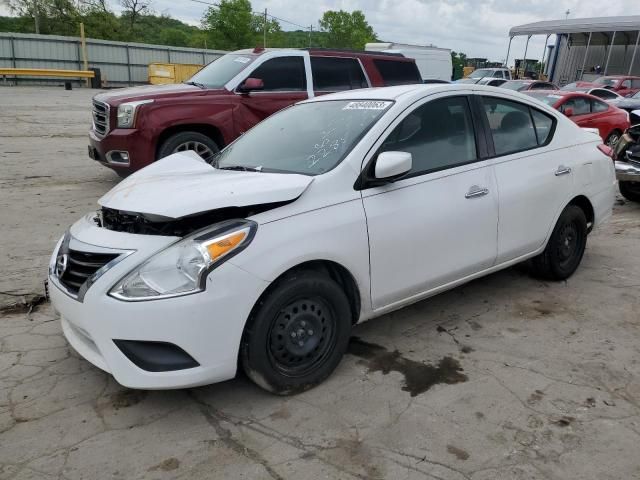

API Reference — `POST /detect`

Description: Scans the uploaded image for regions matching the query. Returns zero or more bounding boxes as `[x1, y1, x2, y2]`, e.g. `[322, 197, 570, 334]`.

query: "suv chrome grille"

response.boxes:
[92, 100, 110, 137]
[59, 249, 118, 296]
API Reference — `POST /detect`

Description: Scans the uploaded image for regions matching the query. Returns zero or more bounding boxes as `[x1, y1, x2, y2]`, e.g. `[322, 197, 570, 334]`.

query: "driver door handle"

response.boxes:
[465, 186, 489, 199]
[555, 165, 572, 176]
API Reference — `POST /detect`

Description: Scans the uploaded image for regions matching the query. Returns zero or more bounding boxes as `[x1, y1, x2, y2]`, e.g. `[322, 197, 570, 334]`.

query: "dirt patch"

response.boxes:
[109, 389, 148, 409]
[446, 444, 470, 461]
[552, 416, 575, 427]
[515, 300, 565, 319]
[148, 457, 180, 472]
[0, 293, 47, 315]
[527, 390, 545, 406]
[347, 337, 468, 397]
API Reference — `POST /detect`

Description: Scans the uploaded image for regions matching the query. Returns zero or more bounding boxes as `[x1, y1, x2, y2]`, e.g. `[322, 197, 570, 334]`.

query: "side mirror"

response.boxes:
[238, 77, 264, 93]
[375, 151, 412, 180]
[563, 107, 574, 118]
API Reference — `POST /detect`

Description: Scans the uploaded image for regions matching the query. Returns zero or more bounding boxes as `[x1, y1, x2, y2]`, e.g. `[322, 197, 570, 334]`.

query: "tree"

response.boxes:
[6, 0, 79, 35]
[319, 10, 376, 50]
[120, 0, 151, 30]
[201, 0, 254, 50]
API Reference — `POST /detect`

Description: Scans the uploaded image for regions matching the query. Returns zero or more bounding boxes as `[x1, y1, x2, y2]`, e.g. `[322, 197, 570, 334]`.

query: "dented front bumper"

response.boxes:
[615, 160, 640, 182]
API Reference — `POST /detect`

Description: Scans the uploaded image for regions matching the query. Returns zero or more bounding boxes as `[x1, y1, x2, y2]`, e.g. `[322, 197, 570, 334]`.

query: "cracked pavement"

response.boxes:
[1, 87, 640, 479]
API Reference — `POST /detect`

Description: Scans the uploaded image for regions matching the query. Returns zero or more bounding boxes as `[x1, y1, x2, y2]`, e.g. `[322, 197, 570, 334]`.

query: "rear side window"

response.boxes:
[482, 97, 539, 156]
[250, 56, 306, 91]
[621, 80, 632, 88]
[311, 57, 368, 91]
[632, 79, 640, 88]
[373, 59, 421, 86]
[561, 97, 590, 115]
[591, 99, 609, 113]
[379, 96, 477, 176]
[530, 109, 554, 145]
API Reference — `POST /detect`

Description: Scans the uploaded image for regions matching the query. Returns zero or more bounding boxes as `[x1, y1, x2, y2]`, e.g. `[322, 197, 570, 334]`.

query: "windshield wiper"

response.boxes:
[217, 165, 263, 172]
[184, 81, 206, 89]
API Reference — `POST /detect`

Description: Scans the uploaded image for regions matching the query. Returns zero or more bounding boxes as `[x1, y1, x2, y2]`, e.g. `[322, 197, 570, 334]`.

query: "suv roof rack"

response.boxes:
[304, 48, 405, 58]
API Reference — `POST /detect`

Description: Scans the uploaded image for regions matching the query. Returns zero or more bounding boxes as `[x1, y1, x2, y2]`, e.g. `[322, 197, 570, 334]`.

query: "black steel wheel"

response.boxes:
[530, 205, 587, 280]
[241, 270, 352, 395]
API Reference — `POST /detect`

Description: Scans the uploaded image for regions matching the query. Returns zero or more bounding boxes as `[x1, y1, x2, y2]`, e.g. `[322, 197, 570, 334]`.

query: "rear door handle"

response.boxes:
[555, 166, 572, 176]
[465, 186, 489, 199]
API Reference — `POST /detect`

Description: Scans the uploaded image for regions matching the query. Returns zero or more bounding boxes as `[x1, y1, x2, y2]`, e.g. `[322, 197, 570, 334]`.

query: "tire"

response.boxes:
[530, 205, 588, 280]
[157, 131, 219, 163]
[619, 181, 640, 203]
[605, 130, 622, 147]
[240, 270, 352, 395]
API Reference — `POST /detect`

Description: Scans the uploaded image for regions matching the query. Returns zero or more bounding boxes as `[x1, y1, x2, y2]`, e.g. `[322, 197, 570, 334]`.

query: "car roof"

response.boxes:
[231, 47, 408, 60]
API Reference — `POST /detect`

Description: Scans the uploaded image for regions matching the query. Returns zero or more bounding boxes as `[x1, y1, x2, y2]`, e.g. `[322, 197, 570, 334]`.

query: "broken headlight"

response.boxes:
[109, 220, 256, 301]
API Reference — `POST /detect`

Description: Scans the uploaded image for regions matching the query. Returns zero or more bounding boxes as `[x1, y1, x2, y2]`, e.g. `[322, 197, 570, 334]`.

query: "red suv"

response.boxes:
[89, 48, 422, 176]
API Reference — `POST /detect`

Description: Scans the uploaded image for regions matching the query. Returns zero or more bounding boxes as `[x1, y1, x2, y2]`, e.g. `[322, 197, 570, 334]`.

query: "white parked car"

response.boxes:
[49, 84, 616, 394]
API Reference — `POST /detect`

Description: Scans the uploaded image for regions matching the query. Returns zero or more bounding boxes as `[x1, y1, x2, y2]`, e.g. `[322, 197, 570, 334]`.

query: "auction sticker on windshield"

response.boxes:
[343, 101, 392, 110]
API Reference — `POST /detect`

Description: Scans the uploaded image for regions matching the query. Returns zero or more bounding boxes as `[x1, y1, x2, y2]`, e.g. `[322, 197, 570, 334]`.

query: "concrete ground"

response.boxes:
[1, 87, 640, 480]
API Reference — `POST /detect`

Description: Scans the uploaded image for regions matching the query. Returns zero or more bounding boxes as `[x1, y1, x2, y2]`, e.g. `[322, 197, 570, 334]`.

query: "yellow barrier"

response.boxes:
[0, 68, 95, 78]
[149, 63, 202, 85]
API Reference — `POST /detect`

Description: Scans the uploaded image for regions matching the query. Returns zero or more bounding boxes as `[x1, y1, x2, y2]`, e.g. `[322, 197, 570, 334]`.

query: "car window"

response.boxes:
[482, 97, 538, 156]
[561, 97, 590, 115]
[621, 80, 632, 88]
[378, 96, 477, 176]
[249, 56, 306, 91]
[530, 109, 555, 145]
[632, 79, 640, 88]
[535, 82, 555, 90]
[311, 57, 368, 91]
[373, 59, 421, 86]
[493, 71, 503, 78]
[591, 99, 609, 113]
[592, 89, 616, 99]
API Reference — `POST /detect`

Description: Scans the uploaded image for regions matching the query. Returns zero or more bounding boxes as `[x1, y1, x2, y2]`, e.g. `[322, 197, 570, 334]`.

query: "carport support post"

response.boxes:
[604, 31, 616, 75]
[521, 35, 531, 77]
[540, 34, 550, 78]
[504, 36, 513, 68]
[629, 31, 640, 75]
[580, 32, 592, 80]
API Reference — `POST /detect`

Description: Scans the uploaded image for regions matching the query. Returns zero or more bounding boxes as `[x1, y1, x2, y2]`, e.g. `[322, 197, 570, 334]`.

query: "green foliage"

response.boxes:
[319, 10, 376, 50]
[0, 0, 378, 53]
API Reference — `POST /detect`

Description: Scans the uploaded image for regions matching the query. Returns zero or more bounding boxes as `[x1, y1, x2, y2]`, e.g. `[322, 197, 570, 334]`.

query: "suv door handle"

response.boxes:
[555, 166, 572, 176]
[465, 186, 489, 199]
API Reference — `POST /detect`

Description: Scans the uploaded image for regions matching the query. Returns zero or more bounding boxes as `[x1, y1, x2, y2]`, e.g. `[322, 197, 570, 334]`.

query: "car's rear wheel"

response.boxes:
[619, 181, 640, 203]
[157, 131, 219, 163]
[605, 130, 622, 147]
[240, 270, 352, 395]
[530, 205, 588, 280]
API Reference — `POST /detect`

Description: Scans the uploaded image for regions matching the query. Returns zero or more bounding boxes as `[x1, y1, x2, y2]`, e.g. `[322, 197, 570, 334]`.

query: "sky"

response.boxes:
[2, 0, 639, 62]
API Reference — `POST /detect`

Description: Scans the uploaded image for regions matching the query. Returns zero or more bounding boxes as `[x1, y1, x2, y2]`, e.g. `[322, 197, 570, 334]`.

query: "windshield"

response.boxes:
[214, 100, 392, 175]
[593, 77, 617, 87]
[502, 81, 529, 91]
[469, 69, 494, 79]
[187, 53, 257, 89]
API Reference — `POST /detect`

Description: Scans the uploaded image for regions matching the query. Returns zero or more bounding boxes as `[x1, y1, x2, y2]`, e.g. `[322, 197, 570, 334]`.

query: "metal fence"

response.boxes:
[0, 32, 227, 86]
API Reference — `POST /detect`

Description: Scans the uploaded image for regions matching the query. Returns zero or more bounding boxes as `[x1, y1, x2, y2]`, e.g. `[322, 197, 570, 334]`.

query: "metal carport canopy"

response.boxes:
[509, 16, 640, 36]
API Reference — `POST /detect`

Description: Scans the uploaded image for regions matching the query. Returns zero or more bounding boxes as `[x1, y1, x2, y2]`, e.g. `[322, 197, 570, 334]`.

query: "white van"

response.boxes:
[366, 42, 452, 82]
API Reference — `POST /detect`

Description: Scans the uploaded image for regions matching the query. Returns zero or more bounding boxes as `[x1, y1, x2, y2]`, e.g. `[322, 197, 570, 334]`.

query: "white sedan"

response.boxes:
[49, 84, 616, 394]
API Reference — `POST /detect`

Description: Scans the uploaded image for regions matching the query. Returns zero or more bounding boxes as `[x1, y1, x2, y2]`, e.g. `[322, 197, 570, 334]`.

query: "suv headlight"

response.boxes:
[109, 220, 256, 301]
[117, 99, 153, 128]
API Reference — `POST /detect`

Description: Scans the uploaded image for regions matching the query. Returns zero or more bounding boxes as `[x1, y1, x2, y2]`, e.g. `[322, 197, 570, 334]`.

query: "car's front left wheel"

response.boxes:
[240, 270, 352, 395]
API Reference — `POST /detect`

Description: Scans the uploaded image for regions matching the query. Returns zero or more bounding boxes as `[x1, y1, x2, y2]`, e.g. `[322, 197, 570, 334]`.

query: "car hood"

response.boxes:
[98, 152, 314, 219]
[93, 84, 223, 104]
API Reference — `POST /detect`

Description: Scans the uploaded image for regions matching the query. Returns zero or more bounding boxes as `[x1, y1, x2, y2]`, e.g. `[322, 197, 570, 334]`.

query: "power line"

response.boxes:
[188, 0, 312, 31]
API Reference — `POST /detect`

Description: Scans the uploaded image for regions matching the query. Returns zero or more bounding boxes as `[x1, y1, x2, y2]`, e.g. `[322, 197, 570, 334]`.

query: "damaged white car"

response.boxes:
[49, 84, 616, 394]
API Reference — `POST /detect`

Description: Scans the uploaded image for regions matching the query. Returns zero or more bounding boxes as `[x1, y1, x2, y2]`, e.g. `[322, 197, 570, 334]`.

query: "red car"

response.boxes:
[500, 80, 558, 92]
[561, 76, 640, 97]
[89, 48, 422, 176]
[527, 91, 630, 146]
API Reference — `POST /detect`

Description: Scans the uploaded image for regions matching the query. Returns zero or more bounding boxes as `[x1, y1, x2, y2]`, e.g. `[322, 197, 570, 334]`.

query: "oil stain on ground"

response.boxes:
[347, 337, 468, 397]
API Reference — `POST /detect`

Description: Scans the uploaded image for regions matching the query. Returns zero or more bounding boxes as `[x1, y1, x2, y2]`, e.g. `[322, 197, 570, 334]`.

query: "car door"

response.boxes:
[479, 95, 571, 262]
[360, 94, 499, 310]
[234, 55, 310, 134]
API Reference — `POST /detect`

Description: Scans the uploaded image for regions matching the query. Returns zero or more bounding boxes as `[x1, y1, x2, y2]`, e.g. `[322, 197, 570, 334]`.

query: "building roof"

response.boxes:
[510, 16, 640, 37]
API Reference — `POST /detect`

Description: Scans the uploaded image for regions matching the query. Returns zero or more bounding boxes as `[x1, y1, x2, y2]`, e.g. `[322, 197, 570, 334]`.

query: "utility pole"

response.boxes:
[263, 8, 267, 48]
[33, 0, 40, 34]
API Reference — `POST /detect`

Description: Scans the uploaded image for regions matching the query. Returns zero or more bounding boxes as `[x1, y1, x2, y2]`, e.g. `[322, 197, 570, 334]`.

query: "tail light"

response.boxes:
[597, 144, 613, 158]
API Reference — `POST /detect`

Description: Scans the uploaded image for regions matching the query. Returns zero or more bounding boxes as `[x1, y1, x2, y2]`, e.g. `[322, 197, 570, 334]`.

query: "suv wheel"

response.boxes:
[158, 131, 219, 163]
[530, 205, 587, 280]
[619, 181, 640, 203]
[240, 270, 352, 395]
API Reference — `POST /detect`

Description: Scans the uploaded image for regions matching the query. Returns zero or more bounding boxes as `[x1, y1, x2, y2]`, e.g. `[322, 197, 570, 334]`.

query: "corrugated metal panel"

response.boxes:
[0, 32, 227, 86]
